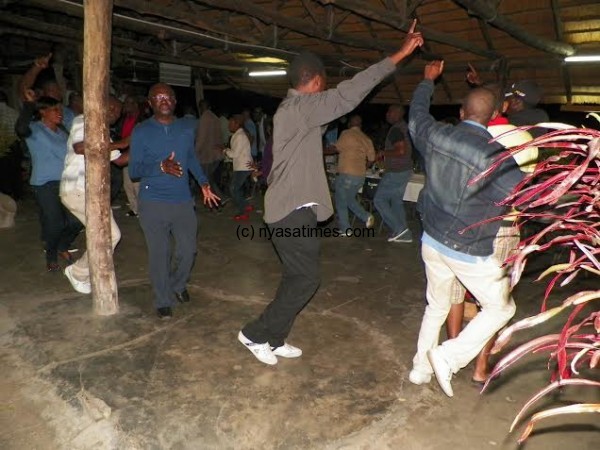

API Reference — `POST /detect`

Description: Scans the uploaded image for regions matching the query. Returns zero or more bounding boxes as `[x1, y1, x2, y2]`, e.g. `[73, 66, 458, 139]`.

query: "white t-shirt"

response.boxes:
[60, 114, 121, 195]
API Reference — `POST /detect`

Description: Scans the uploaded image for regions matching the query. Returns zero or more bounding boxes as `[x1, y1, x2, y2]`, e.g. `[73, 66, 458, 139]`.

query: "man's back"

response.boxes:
[336, 126, 375, 176]
[195, 109, 222, 163]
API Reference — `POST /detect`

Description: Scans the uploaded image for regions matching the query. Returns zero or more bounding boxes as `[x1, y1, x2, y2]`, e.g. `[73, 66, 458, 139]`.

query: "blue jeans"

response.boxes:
[335, 173, 369, 231]
[230, 170, 251, 215]
[32, 181, 82, 263]
[374, 170, 413, 238]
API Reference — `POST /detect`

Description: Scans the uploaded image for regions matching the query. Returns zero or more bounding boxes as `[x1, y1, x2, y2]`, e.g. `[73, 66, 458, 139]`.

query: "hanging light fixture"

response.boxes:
[248, 70, 287, 77]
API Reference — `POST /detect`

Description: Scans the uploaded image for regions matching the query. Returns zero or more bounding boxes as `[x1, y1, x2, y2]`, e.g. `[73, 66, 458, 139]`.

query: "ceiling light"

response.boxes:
[248, 70, 287, 77]
[564, 55, 600, 63]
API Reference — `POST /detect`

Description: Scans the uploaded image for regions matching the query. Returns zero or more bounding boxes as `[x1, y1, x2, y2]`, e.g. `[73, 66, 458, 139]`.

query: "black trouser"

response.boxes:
[32, 181, 82, 263]
[243, 207, 321, 347]
[110, 164, 123, 205]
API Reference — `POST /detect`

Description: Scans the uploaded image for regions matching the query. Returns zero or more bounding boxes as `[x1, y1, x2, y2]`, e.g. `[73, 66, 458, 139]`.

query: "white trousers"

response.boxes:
[123, 166, 140, 214]
[412, 243, 516, 374]
[61, 190, 121, 284]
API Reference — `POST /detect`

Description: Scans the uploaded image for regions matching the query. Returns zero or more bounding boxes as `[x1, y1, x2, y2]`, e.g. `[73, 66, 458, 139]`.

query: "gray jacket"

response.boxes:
[265, 58, 396, 224]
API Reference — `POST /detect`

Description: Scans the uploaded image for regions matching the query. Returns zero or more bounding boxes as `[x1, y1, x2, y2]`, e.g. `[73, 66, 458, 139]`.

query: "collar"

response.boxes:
[462, 120, 487, 131]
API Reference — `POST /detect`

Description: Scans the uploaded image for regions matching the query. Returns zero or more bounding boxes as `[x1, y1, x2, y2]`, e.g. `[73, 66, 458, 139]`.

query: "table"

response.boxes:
[364, 170, 425, 203]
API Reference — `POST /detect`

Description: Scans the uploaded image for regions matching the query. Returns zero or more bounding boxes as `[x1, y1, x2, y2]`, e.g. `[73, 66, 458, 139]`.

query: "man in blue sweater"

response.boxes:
[130, 83, 220, 319]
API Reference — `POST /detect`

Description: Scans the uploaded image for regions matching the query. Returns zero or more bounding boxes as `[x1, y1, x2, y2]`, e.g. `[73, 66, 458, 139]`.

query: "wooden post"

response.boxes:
[83, 0, 118, 315]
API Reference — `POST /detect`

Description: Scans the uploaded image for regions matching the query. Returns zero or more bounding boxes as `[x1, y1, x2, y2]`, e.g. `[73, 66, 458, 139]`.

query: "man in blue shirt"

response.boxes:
[407, 61, 523, 397]
[130, 83, 220, 319]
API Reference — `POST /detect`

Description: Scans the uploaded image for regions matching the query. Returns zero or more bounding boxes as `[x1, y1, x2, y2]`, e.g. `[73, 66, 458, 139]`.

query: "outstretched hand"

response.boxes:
[201, 184, 221, 208]
[424, 60, 444, 81]
[160, 151, 183, 177]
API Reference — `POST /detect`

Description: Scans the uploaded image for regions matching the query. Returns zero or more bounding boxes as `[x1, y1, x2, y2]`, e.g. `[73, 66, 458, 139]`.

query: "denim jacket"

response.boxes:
[408, 80, 523, 257]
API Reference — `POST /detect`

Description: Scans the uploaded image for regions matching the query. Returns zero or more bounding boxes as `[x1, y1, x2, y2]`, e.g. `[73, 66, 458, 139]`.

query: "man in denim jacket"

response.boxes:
[407, 61, 523, 397]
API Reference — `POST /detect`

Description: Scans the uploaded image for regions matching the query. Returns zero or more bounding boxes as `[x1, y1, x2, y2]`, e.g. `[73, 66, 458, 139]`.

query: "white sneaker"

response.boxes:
[388, 228, 413, 243]
[338, 230, 352, 238]
[408, 369, 432, 385]
[366, 214, 375, 229]
[272, 343, 302, 358]
[238, 331, 277, 365]
[427, 347, 454, 397]
[64, 265, 91, 294]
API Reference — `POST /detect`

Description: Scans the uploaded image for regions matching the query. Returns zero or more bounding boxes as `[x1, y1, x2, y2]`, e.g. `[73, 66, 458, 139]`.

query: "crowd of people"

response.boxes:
[0, 18, 555, 397]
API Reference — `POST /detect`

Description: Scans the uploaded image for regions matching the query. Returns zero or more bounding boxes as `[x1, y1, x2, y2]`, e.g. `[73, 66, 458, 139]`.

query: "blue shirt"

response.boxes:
[421, 232, 484, 264]
[244, 118, 258, 157]
[26, 121, 68, 186]
[129, 117, 208, 203]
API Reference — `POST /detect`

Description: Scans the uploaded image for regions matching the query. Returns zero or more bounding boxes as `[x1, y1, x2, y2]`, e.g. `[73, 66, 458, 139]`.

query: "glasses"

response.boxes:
[150, 94, 174, 102]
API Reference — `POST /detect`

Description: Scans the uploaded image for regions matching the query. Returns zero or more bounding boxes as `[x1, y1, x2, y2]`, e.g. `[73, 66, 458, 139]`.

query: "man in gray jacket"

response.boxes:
[238, 21, 424, 365]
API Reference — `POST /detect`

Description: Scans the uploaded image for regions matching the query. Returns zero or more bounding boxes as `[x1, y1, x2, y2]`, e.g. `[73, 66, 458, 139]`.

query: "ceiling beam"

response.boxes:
[192, 0, 401, 53]
[452, 0, 575, 56]
[319, 0, 498, 59]
[551, 0, 572, 103]
[0, 13, 246, 72]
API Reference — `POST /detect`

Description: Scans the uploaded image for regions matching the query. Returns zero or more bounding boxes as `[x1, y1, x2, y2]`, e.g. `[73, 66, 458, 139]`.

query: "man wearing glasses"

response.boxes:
[130, 83, 220, 319]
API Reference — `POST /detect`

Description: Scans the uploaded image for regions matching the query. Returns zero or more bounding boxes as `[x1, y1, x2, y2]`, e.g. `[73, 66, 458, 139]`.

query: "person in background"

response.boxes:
[0, 90, 22, 199]
[505, 80, 549, 138]
[224, 114, 253, 221]
[180, 104, 198, 130]
[65, 91, 83, 119]
[15, 95, 82, 271]
[238, 20, 424, 365]
[374, 104, 414, 243]
[61, 96, 126, 294]
[253, 107, 267, 161]
[129, 83, 219, 319]
[408, 60, 523, 397]
[195, 99, 226, 203]
[334, 114, 376, 236]
[112, 95, 143, 217]
[19, 53, 75, 131]
[242, 108, 258, 159]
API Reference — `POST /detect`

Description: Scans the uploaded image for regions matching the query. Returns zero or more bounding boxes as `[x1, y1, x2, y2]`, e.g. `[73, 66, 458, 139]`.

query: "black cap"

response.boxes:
[505, 80, 543, 106]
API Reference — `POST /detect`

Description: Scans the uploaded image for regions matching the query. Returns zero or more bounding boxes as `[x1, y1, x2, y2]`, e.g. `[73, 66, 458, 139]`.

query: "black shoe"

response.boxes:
[157, 307, 172, 319]
[175, 289, 190, 303]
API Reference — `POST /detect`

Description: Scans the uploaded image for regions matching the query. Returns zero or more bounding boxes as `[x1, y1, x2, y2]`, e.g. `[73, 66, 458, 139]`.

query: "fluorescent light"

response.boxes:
[564, 55, 600, 63]
[248, 70, 287, 77]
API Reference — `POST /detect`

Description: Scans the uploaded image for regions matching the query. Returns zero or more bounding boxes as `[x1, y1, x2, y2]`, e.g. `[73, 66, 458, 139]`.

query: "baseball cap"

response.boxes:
[505, 80, 542, 106]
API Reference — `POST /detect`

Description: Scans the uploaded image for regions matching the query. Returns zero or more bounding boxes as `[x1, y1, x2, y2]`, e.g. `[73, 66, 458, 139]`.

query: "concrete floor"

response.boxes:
[0, 195, 597, 450]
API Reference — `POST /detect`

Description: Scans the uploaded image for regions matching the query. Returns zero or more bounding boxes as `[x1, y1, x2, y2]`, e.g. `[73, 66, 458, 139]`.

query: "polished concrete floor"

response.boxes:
[0, 195, 597, 450]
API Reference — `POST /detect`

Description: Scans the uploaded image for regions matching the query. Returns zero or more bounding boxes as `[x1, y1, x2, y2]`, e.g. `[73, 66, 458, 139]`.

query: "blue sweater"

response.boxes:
[129, 117, 208, 203]
[25, 121, 68, 186]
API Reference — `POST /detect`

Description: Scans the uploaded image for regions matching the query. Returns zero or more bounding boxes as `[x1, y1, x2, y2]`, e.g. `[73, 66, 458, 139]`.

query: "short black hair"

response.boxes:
[288, 51, 325, 89]
[33, 96, 61, 120]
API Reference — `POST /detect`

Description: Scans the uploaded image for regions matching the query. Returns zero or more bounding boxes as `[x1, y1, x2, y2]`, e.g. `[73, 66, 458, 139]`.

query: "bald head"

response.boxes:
[460, 88, 496, 125]
[348, 114, 362, 128]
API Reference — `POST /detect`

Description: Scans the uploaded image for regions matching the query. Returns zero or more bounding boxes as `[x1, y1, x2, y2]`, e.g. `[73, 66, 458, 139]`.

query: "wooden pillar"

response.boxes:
[83, 0, 118, 315]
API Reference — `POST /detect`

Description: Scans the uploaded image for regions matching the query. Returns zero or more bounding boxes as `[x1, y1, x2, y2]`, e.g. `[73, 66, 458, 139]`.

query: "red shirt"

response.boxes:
[487, 115, 509, 126]
[121, 114, 138, 139]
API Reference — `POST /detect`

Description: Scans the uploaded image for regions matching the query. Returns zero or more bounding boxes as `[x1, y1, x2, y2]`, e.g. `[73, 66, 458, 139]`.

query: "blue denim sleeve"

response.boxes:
[408, 80, 438, 160]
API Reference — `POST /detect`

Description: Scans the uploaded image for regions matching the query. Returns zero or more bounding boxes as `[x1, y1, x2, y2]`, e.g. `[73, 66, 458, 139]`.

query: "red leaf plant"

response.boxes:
[474, 122, 600, 444]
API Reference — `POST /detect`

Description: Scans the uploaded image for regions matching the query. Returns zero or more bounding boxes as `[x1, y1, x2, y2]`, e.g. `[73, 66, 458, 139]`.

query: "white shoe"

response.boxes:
[366, 214, 375, 229]
[272, 343, 302, 358]
[64, 265, 91, 294]
[408, 369, 432, 385]
[427, 347, 454, 397]
[388, 228, 413, 243]
[338, 230, 352, 238]
[238, 331, 278, 365]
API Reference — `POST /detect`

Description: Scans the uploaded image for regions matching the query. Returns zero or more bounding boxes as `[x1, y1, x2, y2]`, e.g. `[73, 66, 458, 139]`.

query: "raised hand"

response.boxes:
[160, 151, 183, 177]
[400, 19, 424, 56]
[34, 53, 52, 70]
[424, 60, 444, 81]
[466, 63, 482, 86]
